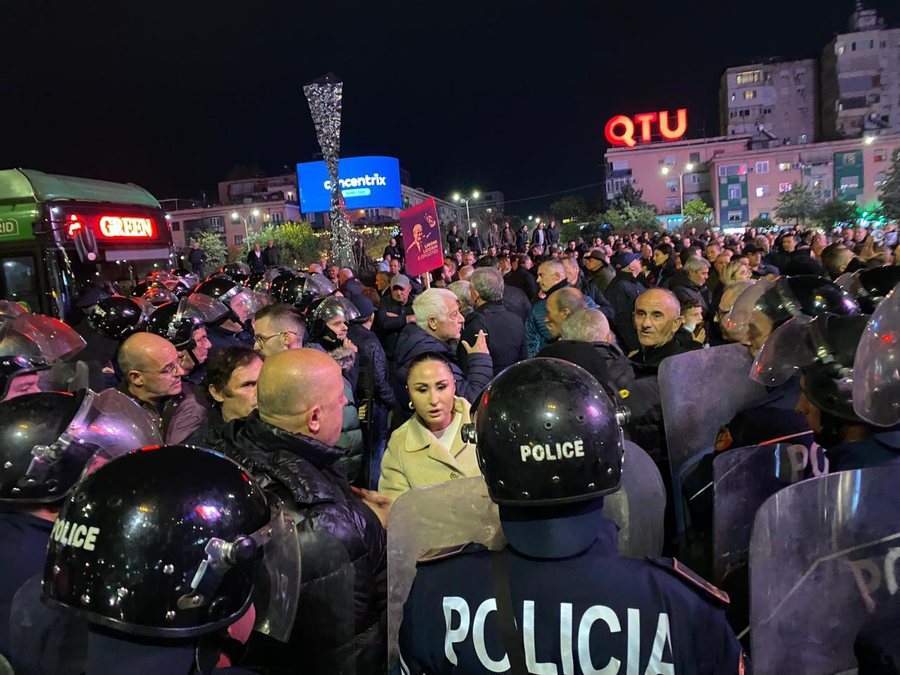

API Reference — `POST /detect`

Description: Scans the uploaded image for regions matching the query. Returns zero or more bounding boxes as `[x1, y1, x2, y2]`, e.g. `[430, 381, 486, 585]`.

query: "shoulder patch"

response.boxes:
[646, 556, 730, 606]
[416, 542, 487, 566]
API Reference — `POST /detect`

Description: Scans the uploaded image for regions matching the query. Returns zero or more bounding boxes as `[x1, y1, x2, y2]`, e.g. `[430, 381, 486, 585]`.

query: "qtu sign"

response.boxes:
[605, 109, 688, 148]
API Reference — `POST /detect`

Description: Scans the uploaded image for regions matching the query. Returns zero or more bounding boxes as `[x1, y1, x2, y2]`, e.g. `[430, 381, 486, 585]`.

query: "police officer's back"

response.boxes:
[399, 359, 744, 674]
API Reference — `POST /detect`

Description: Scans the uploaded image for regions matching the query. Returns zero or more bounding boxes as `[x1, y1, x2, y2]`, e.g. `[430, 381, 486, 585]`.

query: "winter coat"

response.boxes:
[586, 265, 616, 294]
[114, 380, 208, 445]
[547, 224, 560, 247]
[525, 279, 567, 357]
[466, 232, 485, 255]
[348, 324, 396, 409]
[446, 231, 463, 254]
[575, 274, 615, 321]
[500, 227, 516, 247]
[378, 397, 479, 500]
[262, 245, 281, 267]
[666, 270, 710, 314]
[375, 294, 415, 359]
[538, 340, 635, 397]
[502, 285, 532, 322]
[504, 267, 539, 302]
[515, 229, 529, 253]
[460, 301, 527, 375]
[392, 324, 493, 410]
[605, 271, 645, 353]
[213, 414, 387, 675]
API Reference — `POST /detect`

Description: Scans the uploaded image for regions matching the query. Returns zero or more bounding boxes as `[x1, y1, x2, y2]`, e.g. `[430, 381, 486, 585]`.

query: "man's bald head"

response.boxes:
[257, 348, 347, 444]
[119, 332, 178, 374]
[118, 332, 183, 402]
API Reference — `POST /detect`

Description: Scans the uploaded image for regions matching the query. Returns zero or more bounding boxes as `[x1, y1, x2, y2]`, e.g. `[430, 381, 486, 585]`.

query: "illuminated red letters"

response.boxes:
[605, 109, 688, 147]
[98, 216, 155, 238]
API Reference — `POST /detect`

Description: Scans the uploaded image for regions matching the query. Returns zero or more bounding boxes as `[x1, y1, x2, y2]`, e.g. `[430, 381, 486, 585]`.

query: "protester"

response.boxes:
[462, 267, 527, 374]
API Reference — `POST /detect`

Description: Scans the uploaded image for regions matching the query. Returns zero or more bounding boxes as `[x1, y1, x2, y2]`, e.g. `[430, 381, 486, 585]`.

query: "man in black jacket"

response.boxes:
[605, 252, 646, 353]
[375, 274, 416, 359]
[213, 348, 388, 674]
[392, 288, 493, 413]
[462, 267, 527, 374]
[504, 253, 539, 302]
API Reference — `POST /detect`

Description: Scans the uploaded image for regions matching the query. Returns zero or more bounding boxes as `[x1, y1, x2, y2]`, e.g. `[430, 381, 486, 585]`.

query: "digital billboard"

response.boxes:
[296, 156, 402, 213]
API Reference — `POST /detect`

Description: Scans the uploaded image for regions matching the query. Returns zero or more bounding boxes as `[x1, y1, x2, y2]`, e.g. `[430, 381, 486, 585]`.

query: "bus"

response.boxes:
[0, 168, 173, 320]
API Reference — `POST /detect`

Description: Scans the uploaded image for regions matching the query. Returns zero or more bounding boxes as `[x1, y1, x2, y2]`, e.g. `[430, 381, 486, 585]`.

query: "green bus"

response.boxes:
[0, 168, 173, 319]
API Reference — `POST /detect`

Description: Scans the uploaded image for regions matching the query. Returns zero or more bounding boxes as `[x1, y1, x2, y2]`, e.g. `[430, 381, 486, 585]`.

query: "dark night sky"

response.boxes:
[2, 0, 898, 213]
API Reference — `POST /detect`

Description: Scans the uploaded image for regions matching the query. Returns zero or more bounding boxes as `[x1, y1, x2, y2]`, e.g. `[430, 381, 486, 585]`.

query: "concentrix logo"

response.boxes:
[0, 219, 19, 236]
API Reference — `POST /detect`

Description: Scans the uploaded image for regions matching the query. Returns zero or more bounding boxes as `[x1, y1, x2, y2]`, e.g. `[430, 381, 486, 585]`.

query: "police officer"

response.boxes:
[0, 389, 161, 672]
[279, 272, 336, 316]
[147, 299, 215, 386]
[41, 445, 299, 675]
[399, 358, 744, 674]
[191, 276, 263, 350]
[80, 295, 151, 390]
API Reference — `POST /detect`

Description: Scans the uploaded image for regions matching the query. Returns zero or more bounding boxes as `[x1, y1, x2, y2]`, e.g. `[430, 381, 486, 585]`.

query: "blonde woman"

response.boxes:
[378, 352, 480, 499]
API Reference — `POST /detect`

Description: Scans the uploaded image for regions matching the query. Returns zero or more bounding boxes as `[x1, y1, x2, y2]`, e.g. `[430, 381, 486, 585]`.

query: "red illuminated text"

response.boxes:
[605, 109, 688, 147]
[98, 216, 155, 239]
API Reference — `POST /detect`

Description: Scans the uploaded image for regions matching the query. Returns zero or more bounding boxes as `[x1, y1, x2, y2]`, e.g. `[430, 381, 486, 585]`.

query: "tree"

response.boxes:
[192, 231, 227, 271]
[550, 195, 588, 222]
[815, 199, 859, 228]
[878, 149, 900, 222]
[682, 198, 714, 227]
[612, 184, 652, 211]
[774, 182, 818, 227]
[749, 216, 772, 231]
[244, 222, 327, 267]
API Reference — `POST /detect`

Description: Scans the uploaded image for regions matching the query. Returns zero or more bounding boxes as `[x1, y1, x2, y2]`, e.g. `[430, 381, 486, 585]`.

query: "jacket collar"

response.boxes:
[241, 413, 345, 471]
[404, 398, 472, 464]
[546, 279, 568, 296]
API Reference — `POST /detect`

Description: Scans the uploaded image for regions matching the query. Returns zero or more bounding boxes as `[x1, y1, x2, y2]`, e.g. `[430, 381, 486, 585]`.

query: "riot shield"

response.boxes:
[386, 442, 665, 664]
[712, 442, 827, 585]
[659, 343, 765, 479]
[750, 465, 900, 673]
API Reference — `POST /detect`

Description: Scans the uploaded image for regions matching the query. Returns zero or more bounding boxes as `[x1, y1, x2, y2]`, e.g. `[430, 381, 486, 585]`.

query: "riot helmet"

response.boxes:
[43, 445, 301, 641]
[308, 296, 358, 349]
[193, 276, 270, 330]
[0, 355, 49, 400]
[0, 313, 86, 362]
[0, 389, 161, 505]
[141, 284, 179, 306]
[853, 282, 900, 427]
[146, 297, 220, 368]
[87, 296, 150, 341]
[835, 266, 900, 314]
[269, 270, 298, 302]
[280, 273, 335, 314]
[464, 358, 625, 507]
[726, 275, 860, 356]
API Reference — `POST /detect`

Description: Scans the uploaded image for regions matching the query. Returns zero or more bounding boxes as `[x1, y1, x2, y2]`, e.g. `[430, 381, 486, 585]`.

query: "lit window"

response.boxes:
[743, 90, 757, 100]
[778, 162, 793, 172]
[779, 183, 793, 193]
[736, 70, 761, 85]
[756, 186, 771, 197]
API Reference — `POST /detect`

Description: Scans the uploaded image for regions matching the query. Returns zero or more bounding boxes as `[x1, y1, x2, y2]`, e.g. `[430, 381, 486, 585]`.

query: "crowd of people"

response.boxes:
[0, 216, 898, 674]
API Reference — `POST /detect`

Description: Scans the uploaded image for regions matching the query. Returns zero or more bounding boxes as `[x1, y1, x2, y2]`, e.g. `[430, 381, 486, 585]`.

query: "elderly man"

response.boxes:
[393, 288, 493, 410]
[538, 307, 634, 397]
[583, 249, 615, 293]
[561, 256, 615, 320]
[213, 349, 387, 674]
[252, 303, 306, 358]
[544, 287, 588, 342]
[462, 267, 526, 374]
[525, 260, 568, 356]
[668, 255, 712, 315]
[375, 273, 416, 359]
[115, 332, 207, 443]
[630, 288, 699, 371]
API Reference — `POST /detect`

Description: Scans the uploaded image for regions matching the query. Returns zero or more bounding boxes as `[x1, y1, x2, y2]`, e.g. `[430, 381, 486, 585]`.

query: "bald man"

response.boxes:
[114, 332, 207, 443]
[211, 348, 388, 675]
[631, 288, 700, 371]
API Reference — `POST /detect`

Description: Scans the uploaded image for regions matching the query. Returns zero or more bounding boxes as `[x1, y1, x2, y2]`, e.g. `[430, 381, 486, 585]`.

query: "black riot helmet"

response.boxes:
[43, 445, 301, 642]
[192, 275, 269, 330]
[0, 389, 161, 505]
[87, 296, 150, 341]
[280, 273, 335, 314]
[309, 296, 359, 349]
[146, 301, 204, 348]
[0, 355, 49, 400]
[195, 275, 243, 304]
[0, 314, 86, 398]
[464, 358, 626, 507]
[269, 270, 298, 302]
[836, 267, 900, 313]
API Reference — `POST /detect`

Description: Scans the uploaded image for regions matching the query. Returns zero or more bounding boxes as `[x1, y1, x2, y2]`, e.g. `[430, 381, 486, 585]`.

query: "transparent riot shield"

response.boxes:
[659, 343, 765, 479]
[712, 442, 828, 585]
[750, 465, 900, 674]
[387, 442, 664, 664]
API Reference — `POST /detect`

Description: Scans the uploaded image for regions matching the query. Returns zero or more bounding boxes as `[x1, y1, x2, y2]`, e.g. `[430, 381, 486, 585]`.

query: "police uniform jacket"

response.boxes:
[213, 414, 387, 675]
[379, 397, 479, 500]
[0, 510, 52, 660]
[827, 427, 900, 472]
[399, 516, 743, 674]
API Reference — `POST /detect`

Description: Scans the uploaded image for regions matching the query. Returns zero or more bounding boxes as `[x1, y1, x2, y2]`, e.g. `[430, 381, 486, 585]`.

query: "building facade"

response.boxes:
[720, 59, 818, 147]
[604, 133, 900, 228]
[821, 3, 900, 139]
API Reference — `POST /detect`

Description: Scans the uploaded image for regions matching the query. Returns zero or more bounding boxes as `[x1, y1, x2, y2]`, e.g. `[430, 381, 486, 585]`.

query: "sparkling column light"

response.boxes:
[303, 73, 353, 267]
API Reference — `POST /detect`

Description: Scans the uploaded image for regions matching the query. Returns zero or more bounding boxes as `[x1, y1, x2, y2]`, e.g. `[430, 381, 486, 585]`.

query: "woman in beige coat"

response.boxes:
[378, 352, 481, 499]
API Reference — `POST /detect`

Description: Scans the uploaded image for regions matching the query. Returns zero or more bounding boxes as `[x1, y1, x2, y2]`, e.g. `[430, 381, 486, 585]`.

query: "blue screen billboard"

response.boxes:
[296, 156, 402, 213]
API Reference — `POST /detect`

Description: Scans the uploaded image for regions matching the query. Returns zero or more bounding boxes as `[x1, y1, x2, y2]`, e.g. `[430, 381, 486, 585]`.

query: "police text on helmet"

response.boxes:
[520, 439, 585, 463]
[50, 518, 100, 551]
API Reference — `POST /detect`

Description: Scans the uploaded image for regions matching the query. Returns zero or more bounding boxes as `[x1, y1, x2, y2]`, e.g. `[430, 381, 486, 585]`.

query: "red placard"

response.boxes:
[400, 198, 443, 277]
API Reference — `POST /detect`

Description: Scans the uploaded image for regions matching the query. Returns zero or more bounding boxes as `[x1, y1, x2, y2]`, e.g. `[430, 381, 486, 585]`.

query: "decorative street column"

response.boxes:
[303, 73, 352, 267]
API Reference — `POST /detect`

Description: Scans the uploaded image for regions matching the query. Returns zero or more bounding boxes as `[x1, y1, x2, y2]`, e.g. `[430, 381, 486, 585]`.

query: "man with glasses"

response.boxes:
[252, 303, 306, 358]
[114, 332, 207, 443]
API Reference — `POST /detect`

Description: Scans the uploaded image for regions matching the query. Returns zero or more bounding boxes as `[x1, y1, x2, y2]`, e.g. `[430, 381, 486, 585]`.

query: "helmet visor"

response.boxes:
[750, 316, 816, 386]
[63, 389, 163, 457]
[834, 271, 862, 297]
[5, 314, 86, 362]
[230, 290, 271, 324]
[181, 294, 229, 324]
[853, 283, 900, 426]
[724, 279, 775, 341]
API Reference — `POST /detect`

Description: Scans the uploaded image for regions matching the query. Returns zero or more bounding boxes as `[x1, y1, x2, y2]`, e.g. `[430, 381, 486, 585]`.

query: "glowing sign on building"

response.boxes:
[98, 216, 156, 238]
[604, 109, 688, 148]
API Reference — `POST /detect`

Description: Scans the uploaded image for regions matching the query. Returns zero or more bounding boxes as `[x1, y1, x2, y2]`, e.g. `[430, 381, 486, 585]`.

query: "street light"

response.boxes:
[453, 190, 480, 227]
[660, 162, 695, 222]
